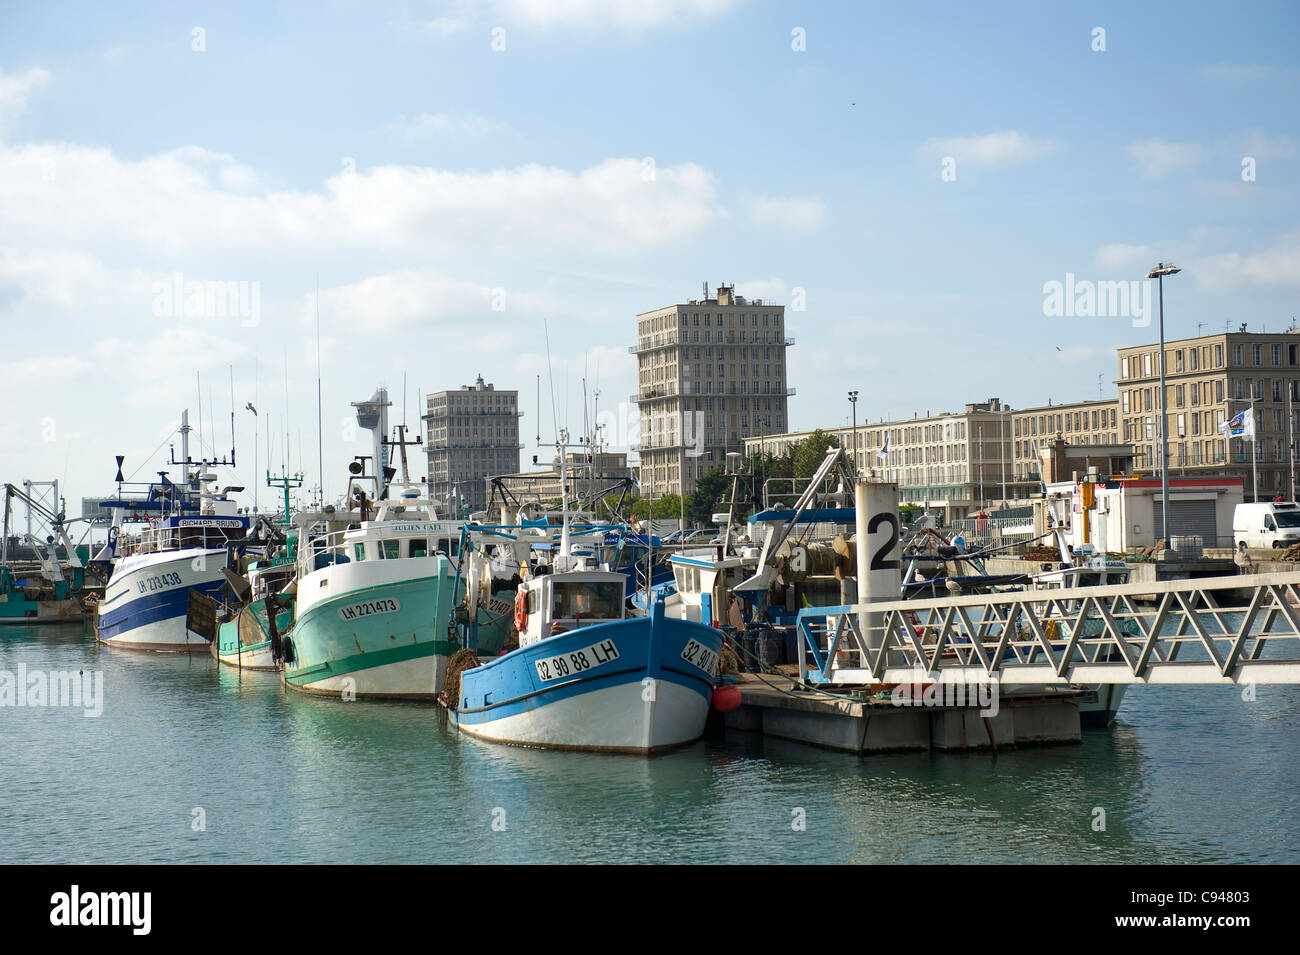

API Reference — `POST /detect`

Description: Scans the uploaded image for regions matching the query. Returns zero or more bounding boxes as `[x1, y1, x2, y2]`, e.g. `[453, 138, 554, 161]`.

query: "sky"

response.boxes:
[1, 0, 1297, 520]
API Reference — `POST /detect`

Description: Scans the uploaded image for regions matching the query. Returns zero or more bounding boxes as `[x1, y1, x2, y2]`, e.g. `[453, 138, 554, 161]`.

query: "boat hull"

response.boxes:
[1079, 683, 1128, 727]
[96, 549, 226, 651]
[0, 597, 84, 625]
[281, 559, 459, 700]
[451, 604, 722, 754]
[214, 599, 292, 671]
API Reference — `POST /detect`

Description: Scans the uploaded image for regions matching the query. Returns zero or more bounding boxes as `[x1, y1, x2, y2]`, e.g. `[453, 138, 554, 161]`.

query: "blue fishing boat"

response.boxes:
[449, 574, 723, 753]
[447, 431, 723, 753]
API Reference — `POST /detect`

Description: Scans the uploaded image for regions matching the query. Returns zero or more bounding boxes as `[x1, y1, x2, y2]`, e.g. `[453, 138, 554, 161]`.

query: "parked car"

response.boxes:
[1232, 502, 1300, 549]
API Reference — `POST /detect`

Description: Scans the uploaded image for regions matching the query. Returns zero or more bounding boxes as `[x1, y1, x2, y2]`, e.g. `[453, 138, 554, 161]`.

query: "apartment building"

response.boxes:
[423, 375, 521, 514]
[746, 399, 1034, 519]
[634, 282, 794, 496]
[1117, 331, 1300, 499]
[1010, 398, 1120, 482]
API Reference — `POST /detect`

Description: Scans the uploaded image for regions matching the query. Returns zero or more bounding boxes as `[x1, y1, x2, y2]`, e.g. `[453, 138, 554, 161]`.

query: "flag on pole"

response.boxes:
[877, 431, 891, 462]
[1219, 409, 1256, 441]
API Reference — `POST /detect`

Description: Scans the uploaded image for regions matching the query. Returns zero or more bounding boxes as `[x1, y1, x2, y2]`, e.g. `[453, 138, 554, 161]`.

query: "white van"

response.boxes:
[1232, 502, 1300, 549]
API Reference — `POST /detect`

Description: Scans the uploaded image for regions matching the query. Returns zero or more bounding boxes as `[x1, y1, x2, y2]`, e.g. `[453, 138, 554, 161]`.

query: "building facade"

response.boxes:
[1010, 398, 1120, 482]
[746, 399, 1034, 518]
[634, 283, 793, 496]
[423, 375, 520, 514]
[1117, 331, 1300, 500]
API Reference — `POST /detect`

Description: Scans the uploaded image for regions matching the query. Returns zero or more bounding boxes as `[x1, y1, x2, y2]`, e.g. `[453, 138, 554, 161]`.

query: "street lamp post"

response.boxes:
[848, 390, 859, 475]
[1147, 262, 1181, 547]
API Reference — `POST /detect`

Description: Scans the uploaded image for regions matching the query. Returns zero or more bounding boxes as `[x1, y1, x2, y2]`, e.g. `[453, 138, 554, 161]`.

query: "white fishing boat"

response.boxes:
[97, 411, 251, 651]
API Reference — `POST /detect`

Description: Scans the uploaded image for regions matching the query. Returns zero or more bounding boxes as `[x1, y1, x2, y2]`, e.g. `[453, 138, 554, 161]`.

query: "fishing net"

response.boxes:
[439, 648, 482, 709]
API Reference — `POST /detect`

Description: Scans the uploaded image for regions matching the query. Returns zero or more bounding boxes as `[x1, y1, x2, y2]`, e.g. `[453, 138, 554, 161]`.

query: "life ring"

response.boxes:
[513, 587, 528, 632]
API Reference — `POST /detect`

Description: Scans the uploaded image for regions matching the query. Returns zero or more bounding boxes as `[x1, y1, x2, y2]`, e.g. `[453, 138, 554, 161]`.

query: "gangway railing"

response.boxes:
[795, 571, 1300, 686]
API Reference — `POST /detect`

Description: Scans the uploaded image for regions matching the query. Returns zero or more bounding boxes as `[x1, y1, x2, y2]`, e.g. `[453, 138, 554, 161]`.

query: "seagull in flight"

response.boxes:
[245, 402, 258, 415]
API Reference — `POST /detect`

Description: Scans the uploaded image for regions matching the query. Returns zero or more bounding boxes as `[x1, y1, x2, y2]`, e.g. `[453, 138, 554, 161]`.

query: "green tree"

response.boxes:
[687, 467, 731, 525]
[790, 429, 841, 479]
[619, 494, 685, 524]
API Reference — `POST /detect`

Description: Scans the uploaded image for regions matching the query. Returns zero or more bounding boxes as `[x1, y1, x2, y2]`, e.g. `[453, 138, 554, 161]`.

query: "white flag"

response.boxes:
[877, 431, 891, 462]
[1222, 409, 1256, 441]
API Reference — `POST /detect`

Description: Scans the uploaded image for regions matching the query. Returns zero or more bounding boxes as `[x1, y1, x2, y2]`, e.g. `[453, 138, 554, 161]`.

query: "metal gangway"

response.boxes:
[796, 571, 1300, 686]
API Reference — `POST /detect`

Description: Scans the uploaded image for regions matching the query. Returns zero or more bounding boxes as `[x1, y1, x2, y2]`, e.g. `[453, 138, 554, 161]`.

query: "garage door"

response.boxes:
[1153, 499, 1218, 544]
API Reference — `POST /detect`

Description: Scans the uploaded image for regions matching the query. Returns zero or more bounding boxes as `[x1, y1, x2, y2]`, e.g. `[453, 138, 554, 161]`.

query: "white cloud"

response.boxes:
[1094, 243, 1153, 272]
[302, 269, 607, 332]
[735, 278, 787, 303]
[1128, 138, 1203, 176]
[1237, 130, 1297, 160]
[918, 130, 1057, 165]
[746, 196, 826, 230]
[0, 66, 51, 136]
[425, 17, 471, 34]
[0, 142, 722, 258]
[1194, 232, 1300, 290]
[386, 112, 509, 140]
[491, 0, 746, 29]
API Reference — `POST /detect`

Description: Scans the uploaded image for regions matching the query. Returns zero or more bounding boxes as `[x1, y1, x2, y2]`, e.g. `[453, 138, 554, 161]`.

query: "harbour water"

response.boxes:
[3, 622, 1297, 865]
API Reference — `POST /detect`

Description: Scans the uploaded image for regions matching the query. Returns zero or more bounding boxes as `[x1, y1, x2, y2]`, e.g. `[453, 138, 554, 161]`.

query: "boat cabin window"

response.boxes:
[409, 538, 429, 558]
[380, 539, 400, 560]
[179, 526, 239, 549]
[354, 543, 366, 561]
[551, 581, 624, 620]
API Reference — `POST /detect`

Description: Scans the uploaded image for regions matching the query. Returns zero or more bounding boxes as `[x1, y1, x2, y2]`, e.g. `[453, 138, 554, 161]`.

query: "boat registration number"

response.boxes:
[681, 639, 719, 678]
[534, 639, 620, 683]
[338, 598, 401, 621]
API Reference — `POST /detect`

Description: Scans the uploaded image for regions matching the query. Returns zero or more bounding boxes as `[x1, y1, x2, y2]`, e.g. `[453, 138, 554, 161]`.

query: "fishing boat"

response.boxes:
[97, 500, 250, 651]
[212, 537, 297, 670]
[96, 412, 252, 651]
[447, 432, 724, 753]
[280, 471, 468, 699]
[2, 482, 103, 625]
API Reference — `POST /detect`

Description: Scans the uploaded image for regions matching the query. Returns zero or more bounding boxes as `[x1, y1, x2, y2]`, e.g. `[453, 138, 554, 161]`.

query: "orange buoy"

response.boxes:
[712, 684, 742, 713]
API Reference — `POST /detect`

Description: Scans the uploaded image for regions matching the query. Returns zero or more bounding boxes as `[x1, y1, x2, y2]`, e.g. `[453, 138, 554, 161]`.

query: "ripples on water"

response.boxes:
[1, 623, 1296, 864]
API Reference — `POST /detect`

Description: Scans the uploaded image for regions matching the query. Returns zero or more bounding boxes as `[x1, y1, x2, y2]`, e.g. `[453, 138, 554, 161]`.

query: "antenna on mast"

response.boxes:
[315, 274, 325, 508]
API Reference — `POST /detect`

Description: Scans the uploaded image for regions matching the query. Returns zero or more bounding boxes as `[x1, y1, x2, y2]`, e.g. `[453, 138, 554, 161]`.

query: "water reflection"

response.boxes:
[0, 622, 1296, 863]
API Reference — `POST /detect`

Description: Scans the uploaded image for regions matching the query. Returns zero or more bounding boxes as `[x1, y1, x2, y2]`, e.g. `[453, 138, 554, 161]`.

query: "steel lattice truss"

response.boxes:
[796, 572, 1300, 685]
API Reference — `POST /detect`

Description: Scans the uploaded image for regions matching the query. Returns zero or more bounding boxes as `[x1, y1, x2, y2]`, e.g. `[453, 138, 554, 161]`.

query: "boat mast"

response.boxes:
[558, 428, 571, 568]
